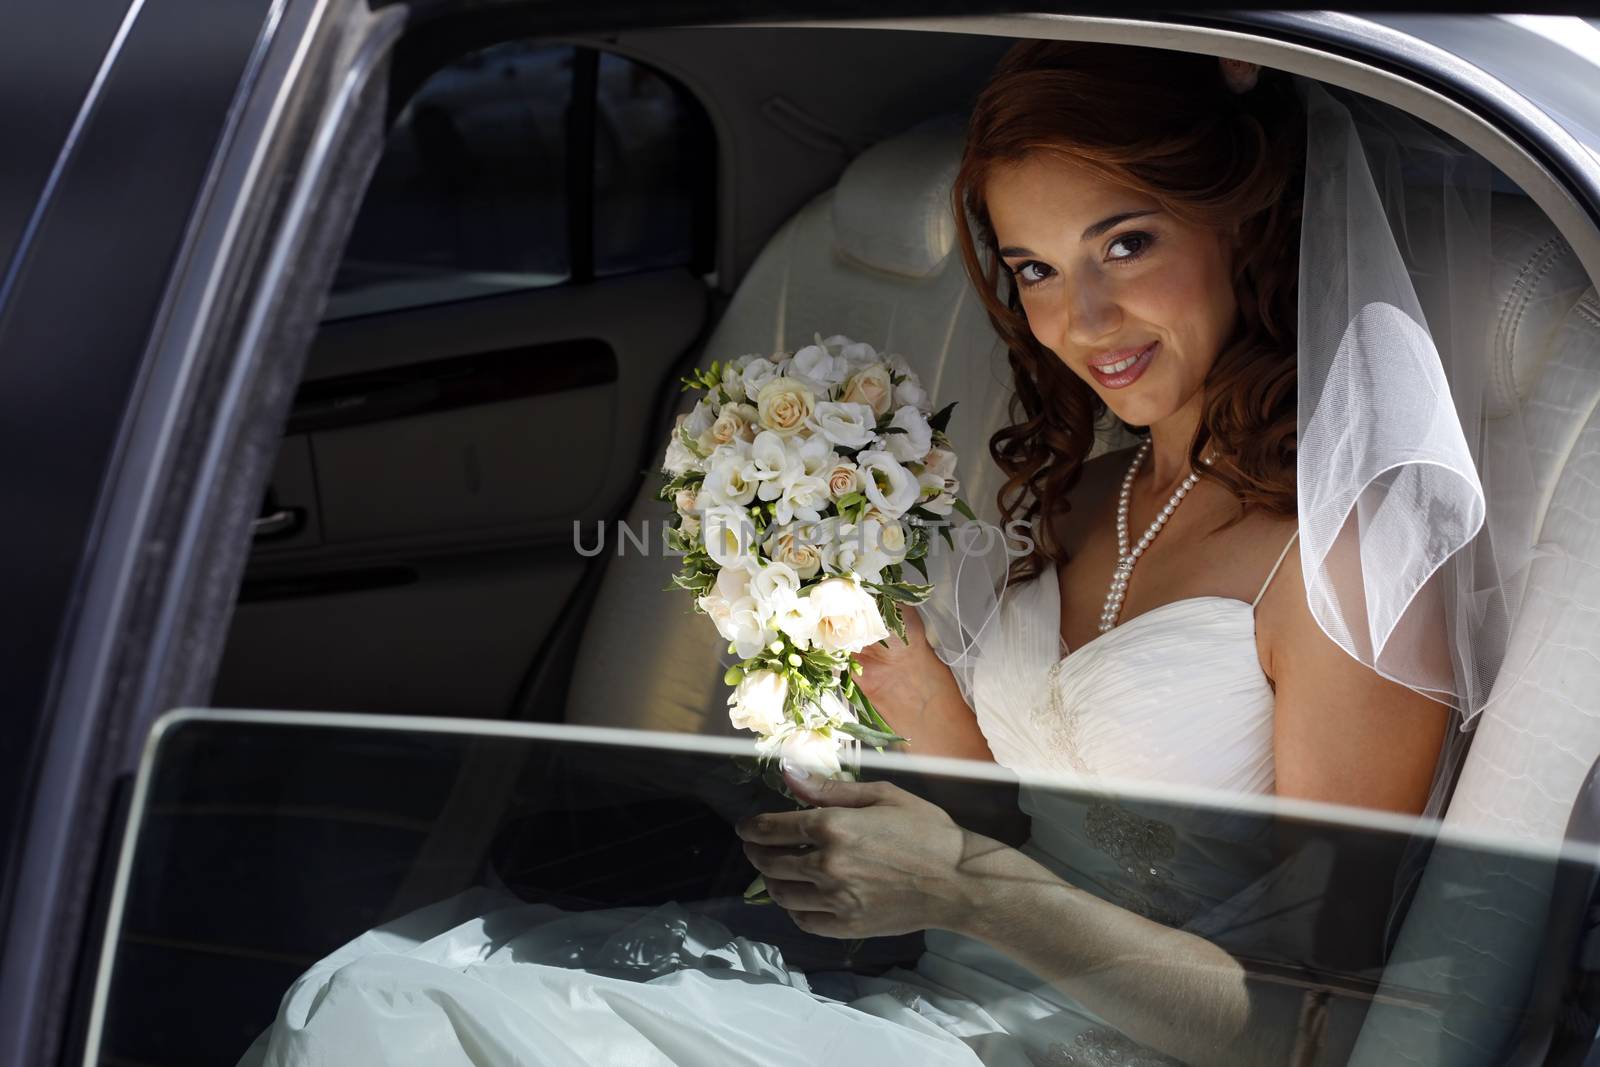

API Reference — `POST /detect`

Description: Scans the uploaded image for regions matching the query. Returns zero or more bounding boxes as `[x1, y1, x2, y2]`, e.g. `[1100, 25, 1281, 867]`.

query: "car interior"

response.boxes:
[97, 18, 1600, 1067]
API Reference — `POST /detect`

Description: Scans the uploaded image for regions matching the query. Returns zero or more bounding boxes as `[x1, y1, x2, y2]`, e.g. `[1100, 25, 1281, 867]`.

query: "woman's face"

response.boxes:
[985, 152, 1239, 429]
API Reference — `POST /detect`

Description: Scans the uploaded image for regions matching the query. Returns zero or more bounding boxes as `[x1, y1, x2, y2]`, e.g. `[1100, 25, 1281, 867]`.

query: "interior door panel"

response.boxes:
[214, 267, 709, 718]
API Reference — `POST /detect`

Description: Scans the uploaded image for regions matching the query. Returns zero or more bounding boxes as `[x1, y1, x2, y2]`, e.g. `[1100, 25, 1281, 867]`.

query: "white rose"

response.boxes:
[770, 591, 820, 649]
[756, 378, 815, 437]
[893, 377, 932, 413]
[673, 487, 699, 514]
[702, 506, 759, 569]
[710, 402, 758, 446]
[759, 728, 845, 780]
[741, 358, 781, 398]
[825, 460, 860, 500]
[809, 577, 890, 654]
[840, 364, 894, 418]
[885, 405, 933, 464]
[790, 341, 847, 391]
[727, 670, 790, 735]
[856, 449, 922, 519]
[765, 523, 823, 580]
[807, 401, 877, 450]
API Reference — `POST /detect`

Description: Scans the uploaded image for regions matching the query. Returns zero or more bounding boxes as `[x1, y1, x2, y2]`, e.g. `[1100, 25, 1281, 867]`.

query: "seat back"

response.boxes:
[562, 116, 1011, 734]
[1349, 195, 1599, 1065]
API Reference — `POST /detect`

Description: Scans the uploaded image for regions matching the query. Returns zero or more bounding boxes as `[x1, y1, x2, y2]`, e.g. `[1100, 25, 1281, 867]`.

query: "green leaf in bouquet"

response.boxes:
[953, 497, 978, 522]
[877, 425, 908, 435]
[869, 580, 933, 604]
[927, 400, 958, 434]
[837, 720, 908, 749]
[743, 874, 773, 905]
[904, 554, 929, 582]
[938, 524, 955, 550]
[876, 595, 907, 643]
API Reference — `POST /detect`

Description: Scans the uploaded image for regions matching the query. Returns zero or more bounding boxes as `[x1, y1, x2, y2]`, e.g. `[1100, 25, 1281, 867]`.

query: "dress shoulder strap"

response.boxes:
[1252, 529, 1301, 608]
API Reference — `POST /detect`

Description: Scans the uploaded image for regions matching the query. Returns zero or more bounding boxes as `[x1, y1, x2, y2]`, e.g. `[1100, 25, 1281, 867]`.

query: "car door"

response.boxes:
[210, 41, 716, 722]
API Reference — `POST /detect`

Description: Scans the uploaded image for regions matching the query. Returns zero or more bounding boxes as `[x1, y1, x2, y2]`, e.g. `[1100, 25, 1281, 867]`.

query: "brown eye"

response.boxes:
[1106, 232, 1154, 262]
[1014, 261, 1054, 288]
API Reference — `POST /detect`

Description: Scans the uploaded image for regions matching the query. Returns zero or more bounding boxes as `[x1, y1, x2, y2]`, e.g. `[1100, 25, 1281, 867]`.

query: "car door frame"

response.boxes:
[9, 4, 1600, 1067]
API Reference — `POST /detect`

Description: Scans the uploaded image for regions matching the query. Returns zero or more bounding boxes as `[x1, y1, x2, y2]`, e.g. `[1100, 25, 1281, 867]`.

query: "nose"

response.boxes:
[1047, 272, 1122, 353]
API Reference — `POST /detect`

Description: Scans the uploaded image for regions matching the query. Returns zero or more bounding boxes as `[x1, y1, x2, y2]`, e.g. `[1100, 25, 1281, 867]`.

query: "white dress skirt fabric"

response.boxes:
[238, 574, 1283, 1067]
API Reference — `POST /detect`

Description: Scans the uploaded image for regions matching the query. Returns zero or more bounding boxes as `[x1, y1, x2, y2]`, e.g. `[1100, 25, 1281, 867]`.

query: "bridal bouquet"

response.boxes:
[658, 333, 969, 783]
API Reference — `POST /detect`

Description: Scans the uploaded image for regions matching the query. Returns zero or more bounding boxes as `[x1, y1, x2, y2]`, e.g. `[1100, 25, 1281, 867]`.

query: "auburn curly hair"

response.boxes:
[951, 41, 1306, 582]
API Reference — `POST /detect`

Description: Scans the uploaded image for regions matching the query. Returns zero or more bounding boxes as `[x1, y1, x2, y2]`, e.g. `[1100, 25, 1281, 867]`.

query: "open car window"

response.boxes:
[84, 711, 1599, 1067]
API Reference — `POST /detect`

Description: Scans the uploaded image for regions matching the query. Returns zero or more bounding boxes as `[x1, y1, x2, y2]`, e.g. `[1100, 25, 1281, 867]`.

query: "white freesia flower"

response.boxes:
[801, 688, 858, 729]
[776, 473, 828, 525]
[750, 560, 801, 615]
[726, 597, 776, 659]
[830, 520, 889, 584]
[856, 449, 922, 519]
[750, 431, 795, 501]
[809, 577, 890, 654]
[683, 398, 716, 441]
[663, 428, 701, 477]
[759, 728, 845, 779]
[918, 467, 957, 516]
[756, 378, 815, 437]
[840, 364, 894, 418]
[722, 356, 759, 401]
[741, 357, 781, 398]
[808, 401, 877, 449]
[769, 590, 820, 649]
[885, 352, 914, 378]
[702, 505, 759, 569]
[728, 670, 789, 735]
[885, 405, 933, 464]
[825, 336, 880, 373]
[893, 376, 932, 413]
[789, 341, 847, 392]
[701, 446, 759, 507]
[862, 512, 909, 564]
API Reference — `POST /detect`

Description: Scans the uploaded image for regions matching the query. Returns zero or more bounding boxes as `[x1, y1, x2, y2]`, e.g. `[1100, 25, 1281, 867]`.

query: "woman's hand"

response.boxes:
[735, 771, 1007, 939]
[852, 607, 995, 761]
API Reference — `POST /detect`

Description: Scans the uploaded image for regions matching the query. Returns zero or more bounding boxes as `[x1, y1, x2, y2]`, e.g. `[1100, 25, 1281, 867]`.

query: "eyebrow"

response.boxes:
[998, 210, 1160, 258]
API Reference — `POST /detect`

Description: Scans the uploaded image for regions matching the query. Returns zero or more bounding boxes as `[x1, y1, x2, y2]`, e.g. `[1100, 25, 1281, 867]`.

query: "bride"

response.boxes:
[242, 40, 1499, 1067]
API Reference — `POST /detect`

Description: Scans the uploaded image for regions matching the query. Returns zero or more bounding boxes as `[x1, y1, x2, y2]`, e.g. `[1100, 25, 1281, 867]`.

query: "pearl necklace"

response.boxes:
[1099, 442, 1214, 634]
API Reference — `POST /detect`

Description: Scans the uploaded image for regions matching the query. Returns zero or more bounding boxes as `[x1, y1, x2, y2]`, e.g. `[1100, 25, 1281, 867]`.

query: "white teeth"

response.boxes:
[1098, 347, 1147, 375]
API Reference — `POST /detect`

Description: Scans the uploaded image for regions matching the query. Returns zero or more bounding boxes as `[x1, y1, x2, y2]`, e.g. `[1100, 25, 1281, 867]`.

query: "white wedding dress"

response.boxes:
[238, 546, 1297, 1067]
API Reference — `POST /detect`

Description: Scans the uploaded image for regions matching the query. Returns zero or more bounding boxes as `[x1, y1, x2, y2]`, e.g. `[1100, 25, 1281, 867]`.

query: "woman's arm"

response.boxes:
[854, 606, 995, 762]
[737, 775, 1307, 1067]
[1256, 548, 1450, 814]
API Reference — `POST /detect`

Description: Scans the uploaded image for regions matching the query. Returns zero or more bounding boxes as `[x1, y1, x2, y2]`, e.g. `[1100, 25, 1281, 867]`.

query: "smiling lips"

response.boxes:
[1087, 342, 1158, 389]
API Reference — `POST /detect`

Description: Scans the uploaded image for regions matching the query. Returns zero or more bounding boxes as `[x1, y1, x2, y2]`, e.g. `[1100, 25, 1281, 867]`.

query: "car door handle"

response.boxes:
[251, 508, 302, 539]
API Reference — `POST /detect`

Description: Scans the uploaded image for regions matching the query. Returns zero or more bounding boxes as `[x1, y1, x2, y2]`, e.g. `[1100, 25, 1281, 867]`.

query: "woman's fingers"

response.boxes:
[742, 842, 819, 882]
[763, 876, 830, 912]
[735, 808, 825, 846]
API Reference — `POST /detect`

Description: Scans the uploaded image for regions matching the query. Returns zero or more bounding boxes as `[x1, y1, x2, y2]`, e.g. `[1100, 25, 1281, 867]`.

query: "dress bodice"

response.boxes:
[969, 563, 1277, 794]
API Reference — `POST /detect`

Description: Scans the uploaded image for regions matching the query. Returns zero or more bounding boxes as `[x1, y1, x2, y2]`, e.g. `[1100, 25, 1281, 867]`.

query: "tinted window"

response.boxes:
[326, 43, 713, 320]
[88, 715, 1598, 1067]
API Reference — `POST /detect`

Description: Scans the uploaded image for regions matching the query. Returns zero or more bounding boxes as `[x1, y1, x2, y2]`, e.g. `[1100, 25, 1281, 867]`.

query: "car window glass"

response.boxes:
[86, 714, 1591, 1067]
[324, 43, 710, 321]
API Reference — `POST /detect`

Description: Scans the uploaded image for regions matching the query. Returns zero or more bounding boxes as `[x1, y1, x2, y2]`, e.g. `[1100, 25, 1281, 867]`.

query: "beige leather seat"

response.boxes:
[1349, 195, 1599, 1065]
[562, 115, 1013, 735]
